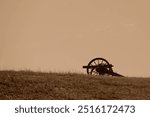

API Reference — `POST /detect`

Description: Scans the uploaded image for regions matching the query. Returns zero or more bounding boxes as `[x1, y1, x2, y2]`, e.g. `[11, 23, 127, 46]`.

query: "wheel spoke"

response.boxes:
[98, 59, 100, 65]
[90, 63, 94, 66]
[92, 69, 98, 75]
[93, 61, 97, 65]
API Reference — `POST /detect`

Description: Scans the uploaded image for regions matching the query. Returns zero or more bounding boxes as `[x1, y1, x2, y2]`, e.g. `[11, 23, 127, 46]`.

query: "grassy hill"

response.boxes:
[0, 70, 150, 100]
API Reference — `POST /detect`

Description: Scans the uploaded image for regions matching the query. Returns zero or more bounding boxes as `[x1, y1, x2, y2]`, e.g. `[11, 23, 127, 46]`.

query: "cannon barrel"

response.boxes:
[83, 64, 113, 69]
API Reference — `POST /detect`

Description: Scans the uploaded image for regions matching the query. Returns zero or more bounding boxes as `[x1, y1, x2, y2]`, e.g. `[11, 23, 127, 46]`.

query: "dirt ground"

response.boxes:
[0, 70, 150, 100]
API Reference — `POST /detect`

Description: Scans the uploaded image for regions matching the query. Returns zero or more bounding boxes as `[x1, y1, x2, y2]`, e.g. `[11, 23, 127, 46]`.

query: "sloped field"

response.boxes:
[0, 70, 150, 99]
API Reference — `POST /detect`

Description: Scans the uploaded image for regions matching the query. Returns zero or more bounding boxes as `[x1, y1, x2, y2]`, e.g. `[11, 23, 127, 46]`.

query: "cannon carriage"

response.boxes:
[83, 57, 123, 77]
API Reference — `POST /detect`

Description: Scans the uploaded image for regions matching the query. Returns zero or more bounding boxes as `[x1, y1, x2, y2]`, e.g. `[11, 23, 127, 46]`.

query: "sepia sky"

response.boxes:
[0, 0, 150, 77]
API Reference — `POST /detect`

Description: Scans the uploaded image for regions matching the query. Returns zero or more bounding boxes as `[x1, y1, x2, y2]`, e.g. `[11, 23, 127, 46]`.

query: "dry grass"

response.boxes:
[0, 70, 150, 100]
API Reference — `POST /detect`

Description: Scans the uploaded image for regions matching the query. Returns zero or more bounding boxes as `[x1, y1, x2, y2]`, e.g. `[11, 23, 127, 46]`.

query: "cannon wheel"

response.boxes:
[87, 58, 113, 75]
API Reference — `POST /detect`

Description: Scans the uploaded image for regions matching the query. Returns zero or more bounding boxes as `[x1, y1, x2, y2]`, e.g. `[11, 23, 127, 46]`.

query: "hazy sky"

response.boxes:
[0, 0, 150, 77]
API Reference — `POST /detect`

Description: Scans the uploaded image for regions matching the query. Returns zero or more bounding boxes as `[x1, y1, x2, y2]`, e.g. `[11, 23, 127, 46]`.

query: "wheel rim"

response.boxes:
[87, 58, 113, 75]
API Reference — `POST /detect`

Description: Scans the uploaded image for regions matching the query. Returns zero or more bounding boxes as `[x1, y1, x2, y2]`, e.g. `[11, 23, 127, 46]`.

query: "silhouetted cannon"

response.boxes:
[83, 57, 124, 77]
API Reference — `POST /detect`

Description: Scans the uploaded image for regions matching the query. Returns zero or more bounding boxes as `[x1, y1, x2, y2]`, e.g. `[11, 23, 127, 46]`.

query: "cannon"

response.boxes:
[83, 57, 124, 77]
